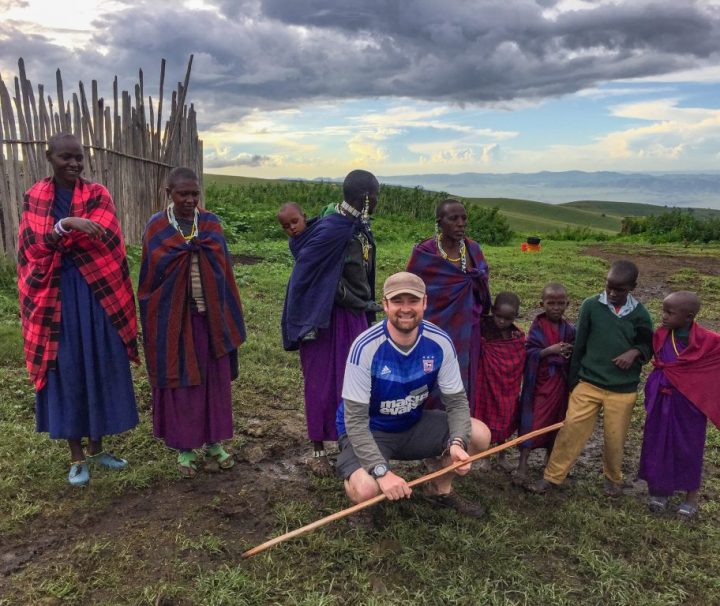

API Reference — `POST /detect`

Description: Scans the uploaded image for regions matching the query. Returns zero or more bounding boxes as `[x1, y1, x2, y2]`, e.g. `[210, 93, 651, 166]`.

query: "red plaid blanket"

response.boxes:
[17, 177, 138, 390]
[474, 320, 526, 442]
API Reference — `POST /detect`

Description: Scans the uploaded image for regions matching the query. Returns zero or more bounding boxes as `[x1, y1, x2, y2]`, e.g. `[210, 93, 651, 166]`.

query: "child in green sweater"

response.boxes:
[529, 260, 653, 496]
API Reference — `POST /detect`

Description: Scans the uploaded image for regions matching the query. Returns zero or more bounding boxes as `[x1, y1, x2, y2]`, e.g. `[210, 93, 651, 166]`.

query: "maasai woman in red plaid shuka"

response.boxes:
[17, 134, 139, 487]
[475, 292, 526, 471]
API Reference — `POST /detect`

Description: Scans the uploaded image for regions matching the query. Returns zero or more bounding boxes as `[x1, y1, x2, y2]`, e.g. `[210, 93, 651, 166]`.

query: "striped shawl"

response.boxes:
[406, 237, 490, 400]
[519, 314, 575, 448]
[138, 210, 246, 388]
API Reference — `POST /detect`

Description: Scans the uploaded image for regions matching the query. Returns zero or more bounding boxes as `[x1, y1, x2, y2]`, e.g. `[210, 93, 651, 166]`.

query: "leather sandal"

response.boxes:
[206, 443, 235, 469]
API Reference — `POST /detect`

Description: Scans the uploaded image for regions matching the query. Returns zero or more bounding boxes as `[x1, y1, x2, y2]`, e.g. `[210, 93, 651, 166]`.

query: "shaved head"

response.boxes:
[47, 132, 80, 153]
[167, 166, 199, 189]
[542, 282, 567, 300]
[664, 291, 701, 316]
[277, 201, 304, 217]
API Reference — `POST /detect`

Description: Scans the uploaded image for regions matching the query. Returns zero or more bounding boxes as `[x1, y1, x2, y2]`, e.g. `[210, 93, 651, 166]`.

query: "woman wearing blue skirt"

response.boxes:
[17, 133, 139, 486]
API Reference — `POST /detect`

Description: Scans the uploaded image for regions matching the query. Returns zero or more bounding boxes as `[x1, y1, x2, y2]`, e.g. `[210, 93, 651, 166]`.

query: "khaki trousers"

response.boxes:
[544, 381, 637, 485]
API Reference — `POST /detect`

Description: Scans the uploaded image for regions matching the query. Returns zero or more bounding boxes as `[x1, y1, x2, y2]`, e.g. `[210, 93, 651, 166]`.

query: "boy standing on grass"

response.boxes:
[638, 291, 720, 518]
[529, 260, 653, 496]
[515, 283, 575, 484]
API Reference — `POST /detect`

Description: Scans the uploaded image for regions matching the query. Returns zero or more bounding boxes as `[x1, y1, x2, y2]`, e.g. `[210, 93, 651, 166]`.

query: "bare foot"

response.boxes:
[525, 478, 556, 495]
[511, 470, 528, 487]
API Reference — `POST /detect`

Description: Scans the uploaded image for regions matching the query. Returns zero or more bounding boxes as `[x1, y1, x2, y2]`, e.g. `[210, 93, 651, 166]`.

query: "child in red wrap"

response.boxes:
[475, 291, 526, 470]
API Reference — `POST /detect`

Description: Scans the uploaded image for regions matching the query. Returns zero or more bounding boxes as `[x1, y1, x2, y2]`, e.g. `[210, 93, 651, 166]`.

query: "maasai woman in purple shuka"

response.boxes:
[281, 170, 380, 476]
[406, 199, 491, 409]
[138, 168, 246, 479]
[638, 291, 720, 518]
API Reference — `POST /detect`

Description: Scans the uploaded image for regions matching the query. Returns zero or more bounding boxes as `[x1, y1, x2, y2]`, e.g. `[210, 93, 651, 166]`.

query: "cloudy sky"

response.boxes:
[2, 0, 720, 179]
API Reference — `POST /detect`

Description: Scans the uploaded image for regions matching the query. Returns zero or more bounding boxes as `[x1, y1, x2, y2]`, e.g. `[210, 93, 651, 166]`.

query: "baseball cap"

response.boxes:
[383, 272, 426, 299]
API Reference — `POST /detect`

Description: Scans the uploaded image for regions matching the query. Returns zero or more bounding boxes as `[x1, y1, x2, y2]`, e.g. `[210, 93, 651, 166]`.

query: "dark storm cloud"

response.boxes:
[2, 0, 719, 129]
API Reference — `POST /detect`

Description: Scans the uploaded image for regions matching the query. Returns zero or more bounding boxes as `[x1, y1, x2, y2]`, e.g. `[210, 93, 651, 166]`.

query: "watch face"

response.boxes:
[372, 464, 388, 478]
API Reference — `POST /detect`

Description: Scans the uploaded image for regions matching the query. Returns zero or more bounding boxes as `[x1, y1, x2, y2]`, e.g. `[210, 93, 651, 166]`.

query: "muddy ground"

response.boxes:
[2, 246, 719, 603]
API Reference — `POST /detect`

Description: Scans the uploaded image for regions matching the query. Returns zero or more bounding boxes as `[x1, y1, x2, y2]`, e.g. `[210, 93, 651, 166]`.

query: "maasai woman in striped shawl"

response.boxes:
[138, 168, 246, 478]
[406, 199, 491, 409]
[18, 133, 139, 487]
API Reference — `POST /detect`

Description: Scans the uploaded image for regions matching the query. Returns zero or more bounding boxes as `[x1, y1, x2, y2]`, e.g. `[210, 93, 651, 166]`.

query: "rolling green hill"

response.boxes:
[207, 173, 720, 234]
[462, 196, 622, 233]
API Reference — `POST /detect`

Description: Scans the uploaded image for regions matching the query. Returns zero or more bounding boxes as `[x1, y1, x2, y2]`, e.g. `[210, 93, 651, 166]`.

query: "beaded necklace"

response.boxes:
[335, 200, 361, 218]
[436, 234, 466, 273]
[167, 204, 199, 241]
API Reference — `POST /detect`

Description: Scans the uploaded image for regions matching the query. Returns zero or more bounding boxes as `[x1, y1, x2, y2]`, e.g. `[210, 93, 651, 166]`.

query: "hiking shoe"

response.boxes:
[424, 490, 487, 519]
[646, 495, 668, 514]
[68, 462, 90, 487]
[87, 451, 128, 470]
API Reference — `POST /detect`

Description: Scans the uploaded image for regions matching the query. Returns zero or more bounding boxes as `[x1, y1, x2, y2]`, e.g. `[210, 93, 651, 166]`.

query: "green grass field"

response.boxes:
[2, 179, 719, 605]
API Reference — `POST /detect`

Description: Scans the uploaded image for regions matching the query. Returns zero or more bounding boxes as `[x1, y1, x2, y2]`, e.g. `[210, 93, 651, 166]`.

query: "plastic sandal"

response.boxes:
[646, 495, 668, 513]
[677, 502, 699, 519]
[87, 451, 128, 470]
[307, 451, 334, 477]
[206, 443, 235, 469]
[177, 451, 199, 478]
[68, 461, 90, 487]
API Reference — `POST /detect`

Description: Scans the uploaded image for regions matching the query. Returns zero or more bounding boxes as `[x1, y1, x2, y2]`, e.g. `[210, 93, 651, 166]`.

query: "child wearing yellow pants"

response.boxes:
[529, 260, 653, 496]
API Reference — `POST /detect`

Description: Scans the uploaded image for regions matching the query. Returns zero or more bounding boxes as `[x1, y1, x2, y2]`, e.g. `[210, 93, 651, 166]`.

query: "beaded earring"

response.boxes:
[362, 195, 370, 223]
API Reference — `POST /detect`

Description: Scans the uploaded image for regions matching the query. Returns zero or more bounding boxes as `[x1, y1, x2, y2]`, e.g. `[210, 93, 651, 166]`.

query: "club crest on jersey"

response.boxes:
[422, 357, 434, 373]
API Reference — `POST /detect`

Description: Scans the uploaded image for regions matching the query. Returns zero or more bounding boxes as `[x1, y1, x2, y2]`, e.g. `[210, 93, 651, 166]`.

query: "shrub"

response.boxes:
[546, 226, 611, 242]
[466, 206, 513, 246]
[619, 209, 720, 243]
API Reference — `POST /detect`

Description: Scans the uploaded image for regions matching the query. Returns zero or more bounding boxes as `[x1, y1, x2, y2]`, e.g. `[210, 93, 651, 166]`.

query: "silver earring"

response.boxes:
[362, 195, 370, 222]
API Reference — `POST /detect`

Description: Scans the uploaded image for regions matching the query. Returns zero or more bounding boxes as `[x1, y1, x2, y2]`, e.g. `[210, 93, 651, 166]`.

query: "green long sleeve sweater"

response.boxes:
[568, 295, 654, 392]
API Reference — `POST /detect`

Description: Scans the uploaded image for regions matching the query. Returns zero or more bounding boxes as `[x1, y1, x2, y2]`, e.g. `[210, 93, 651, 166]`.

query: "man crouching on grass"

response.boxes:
[334, 272, 491, 520]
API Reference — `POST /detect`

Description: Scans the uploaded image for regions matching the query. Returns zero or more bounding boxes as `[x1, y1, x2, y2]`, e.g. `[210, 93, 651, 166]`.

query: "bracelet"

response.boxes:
[446, 437, 467, 451]
[54, 219, 71, 237]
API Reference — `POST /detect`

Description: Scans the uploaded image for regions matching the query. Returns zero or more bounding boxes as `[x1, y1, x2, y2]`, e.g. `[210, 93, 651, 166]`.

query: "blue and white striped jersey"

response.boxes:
[336, 319, 463, 435]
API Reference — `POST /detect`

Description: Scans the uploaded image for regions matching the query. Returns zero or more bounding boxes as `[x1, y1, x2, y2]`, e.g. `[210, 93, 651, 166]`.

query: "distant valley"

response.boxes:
[378, 170, 720, 210]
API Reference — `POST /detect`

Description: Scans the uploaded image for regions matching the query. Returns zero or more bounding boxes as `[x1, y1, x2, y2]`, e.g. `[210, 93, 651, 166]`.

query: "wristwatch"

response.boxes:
[370, 463, 388, 479]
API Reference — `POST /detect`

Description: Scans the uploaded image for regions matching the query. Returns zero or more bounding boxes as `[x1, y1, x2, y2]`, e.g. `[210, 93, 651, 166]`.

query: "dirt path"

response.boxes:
[3, 244, 720, 602]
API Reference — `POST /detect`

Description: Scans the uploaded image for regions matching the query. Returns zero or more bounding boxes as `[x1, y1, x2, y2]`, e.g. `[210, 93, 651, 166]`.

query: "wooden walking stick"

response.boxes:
[241, 421, 564, 559]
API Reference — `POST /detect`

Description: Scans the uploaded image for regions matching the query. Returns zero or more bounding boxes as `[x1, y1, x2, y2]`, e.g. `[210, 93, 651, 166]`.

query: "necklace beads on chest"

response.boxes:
[436, 234, 466, 273]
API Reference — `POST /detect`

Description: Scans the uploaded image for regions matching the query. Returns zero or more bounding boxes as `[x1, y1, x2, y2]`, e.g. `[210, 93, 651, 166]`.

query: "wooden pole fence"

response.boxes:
[0, 56, 202, 261]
